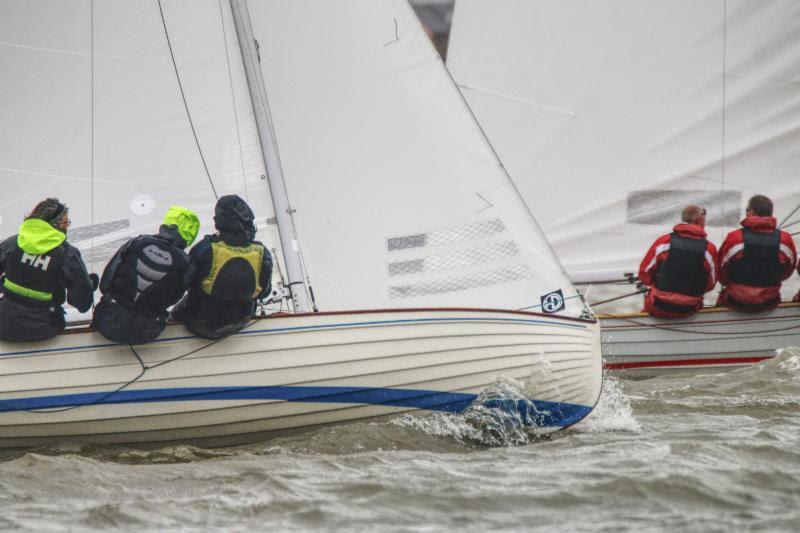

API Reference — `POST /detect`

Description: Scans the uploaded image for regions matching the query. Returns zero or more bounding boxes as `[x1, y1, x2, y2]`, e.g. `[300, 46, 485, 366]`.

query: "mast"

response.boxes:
[229, 0, 313, 312]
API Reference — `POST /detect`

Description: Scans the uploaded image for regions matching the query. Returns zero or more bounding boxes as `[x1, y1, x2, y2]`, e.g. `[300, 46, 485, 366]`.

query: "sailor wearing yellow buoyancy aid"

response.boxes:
[172, 195, 273, 340]
[0, 198, 96, 342]
[92, 205, 200, 345]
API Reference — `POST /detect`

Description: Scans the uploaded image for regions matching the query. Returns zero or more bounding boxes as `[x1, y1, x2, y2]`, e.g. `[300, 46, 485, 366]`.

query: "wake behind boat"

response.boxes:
[0, 0, 602, 447]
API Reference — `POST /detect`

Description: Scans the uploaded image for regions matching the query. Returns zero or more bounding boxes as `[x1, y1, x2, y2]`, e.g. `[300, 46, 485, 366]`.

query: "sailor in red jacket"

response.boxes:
[639, 205, 718, 318]
[718, 195, 797, 312]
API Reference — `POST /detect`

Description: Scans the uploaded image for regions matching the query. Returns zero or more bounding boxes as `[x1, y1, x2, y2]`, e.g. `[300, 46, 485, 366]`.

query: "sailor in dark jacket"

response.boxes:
[92, 205, 199, 345]
[638, 205, 718, 318]
[717, 195, 797, 312]
[172, 195, 272, 340]
[0, 198, 96, 342]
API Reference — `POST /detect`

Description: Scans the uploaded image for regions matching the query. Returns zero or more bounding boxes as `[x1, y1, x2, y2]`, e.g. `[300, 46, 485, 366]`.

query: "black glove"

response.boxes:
[89, 273, 100, 291]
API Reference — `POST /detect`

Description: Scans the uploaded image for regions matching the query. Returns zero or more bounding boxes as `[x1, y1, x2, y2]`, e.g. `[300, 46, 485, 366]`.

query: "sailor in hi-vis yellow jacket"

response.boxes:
[0, 198, 96, 342]
[172, 195, 273, 340]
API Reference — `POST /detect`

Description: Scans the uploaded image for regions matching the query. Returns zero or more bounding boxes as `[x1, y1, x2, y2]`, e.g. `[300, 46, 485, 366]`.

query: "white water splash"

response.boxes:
[776, 346, 800, 373]
[391, 376, 576, 447]
[576, 374, 640, 433]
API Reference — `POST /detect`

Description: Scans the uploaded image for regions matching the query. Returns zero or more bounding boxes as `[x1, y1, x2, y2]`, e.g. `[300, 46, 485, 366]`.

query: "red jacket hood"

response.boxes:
[672, 223, 707, 238]
[741, 216, 777, 232]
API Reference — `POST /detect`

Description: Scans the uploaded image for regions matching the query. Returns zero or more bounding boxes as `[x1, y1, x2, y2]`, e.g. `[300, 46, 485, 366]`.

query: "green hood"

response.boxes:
[16, 218, 66, 254]
[163, 205, 200, 247]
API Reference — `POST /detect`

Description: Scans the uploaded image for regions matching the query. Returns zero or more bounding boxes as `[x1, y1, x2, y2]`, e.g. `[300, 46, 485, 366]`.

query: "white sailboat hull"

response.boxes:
[599, 303, 800, 378]
[0, 308, 601, 448]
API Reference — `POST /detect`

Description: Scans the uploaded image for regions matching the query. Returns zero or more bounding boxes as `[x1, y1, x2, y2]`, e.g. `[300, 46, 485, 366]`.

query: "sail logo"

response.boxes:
[540, 289, 565, 313]
[21, 253, 51, 271]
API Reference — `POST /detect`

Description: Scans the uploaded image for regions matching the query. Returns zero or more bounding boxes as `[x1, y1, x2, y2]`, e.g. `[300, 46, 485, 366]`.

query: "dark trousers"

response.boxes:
[93, 297, 166, 345]
[0, 293, 65, 342]
[171, 294, 252, 340]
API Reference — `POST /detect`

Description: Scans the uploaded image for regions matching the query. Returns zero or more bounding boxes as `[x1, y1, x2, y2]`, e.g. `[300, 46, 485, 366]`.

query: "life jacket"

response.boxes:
[108, 235, 190, 316]
[200, 240, 264, 303]
[2, 244, 65, 306]
[728, 228, 782, 288]
[654, 233, 708, 297]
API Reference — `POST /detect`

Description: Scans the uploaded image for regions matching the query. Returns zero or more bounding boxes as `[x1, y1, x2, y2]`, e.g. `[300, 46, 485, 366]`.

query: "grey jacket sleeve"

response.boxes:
[59, 244, 95, 313]
[0, 236, 14, 274]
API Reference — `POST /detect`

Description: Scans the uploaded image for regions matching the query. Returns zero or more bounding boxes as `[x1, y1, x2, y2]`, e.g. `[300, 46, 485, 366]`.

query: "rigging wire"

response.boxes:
[0, 345, 148, 414]
[90, 0, 97, 312]
[778, 202, 800, 229]
[0, 318, 262, 414]
[217, 0, 249, 197]
[589, 288, 648, 308]
[719, 0, 728, 232]
[157, 0, 219, 201]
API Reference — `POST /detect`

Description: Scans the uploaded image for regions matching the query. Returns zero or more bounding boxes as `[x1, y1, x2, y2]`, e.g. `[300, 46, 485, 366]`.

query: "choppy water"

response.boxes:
[1, 348, 799, 532]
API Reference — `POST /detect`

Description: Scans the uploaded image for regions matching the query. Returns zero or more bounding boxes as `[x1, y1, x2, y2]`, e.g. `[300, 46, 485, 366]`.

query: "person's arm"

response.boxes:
[59, 246, 95, 313]
[99, 239, 134, 294]
[0, 236, 14, 274]
[778, 231, 797, 281]
[716, 231, 740, 286]
[181, 254, 197, 290]
[704, 242, 718, 292]
[188, 237, 212, 288]
[257, 247, 273, 300]
[638, 235, 668, 286]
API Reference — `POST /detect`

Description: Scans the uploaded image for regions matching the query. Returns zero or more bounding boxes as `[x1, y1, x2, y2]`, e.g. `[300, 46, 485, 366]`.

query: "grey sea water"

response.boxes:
[1, 347, 798, 532]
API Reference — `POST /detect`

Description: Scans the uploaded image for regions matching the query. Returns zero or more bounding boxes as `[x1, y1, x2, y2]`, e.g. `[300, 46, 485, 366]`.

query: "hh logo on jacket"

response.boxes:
[20, 253, 51, 271]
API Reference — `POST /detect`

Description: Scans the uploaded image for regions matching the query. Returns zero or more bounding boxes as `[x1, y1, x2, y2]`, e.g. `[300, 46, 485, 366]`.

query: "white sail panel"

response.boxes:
[448, 0, 800, 282]
[248, 0, 583, 315]
[0, 0, 93, 237]
[0, 0, 284, 285]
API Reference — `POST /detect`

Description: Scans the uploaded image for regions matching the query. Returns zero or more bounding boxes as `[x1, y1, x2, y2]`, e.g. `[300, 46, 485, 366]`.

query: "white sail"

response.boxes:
[247, 0, 584, 316]
[0, 0, 284, 280]
[448, 0, 800, 282]
[0, 1, 602, 446]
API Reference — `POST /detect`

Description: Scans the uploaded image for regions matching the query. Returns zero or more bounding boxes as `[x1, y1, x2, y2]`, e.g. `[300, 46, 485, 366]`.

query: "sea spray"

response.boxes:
[576, 374, 640, 433]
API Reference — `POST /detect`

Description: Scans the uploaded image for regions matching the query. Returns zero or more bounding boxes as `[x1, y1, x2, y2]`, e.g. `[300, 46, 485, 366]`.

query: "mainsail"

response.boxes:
[1, 0, 585, 318]
[247, 0, 584, 315]
[0, 0, 602, 446]
[0, 0, 284, 285]
[448, 0, 800, 282]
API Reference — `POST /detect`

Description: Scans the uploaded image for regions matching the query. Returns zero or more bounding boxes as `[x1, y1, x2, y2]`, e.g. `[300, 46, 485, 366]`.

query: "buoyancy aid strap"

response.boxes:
[3, 277, 53, 301]
[201, 241, 264, 299]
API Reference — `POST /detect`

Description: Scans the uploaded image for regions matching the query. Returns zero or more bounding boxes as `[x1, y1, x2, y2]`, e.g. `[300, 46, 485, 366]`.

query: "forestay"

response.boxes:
[448, 0, 800, 282]
[247, 0, 584, 316]
[0, 0, 284, 284]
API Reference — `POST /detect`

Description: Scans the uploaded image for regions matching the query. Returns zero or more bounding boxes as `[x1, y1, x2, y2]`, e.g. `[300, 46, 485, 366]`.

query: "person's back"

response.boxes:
[638, 205, 717, 318]
[0, 198, 95, 342]
[172, 195, 272, 340]
[718, 195, 797, 312]
[93, 206, 198, 345]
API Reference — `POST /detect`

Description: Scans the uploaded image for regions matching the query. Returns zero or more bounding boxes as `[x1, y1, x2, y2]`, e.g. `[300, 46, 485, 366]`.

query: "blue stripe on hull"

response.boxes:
[0, 385, 592, 428]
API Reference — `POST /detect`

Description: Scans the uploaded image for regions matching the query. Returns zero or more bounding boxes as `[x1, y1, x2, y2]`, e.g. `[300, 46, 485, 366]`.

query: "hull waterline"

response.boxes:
[599, 303, 800, 378]
[0, 308, 601, 448]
